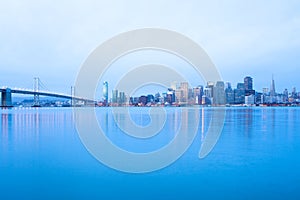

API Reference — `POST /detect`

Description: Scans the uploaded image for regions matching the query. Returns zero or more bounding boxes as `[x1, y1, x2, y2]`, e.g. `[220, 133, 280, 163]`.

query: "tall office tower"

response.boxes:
[154, 92, 161, 103]
[206, 81, 214, 103]
[175, 89, 183, 103]
[292, 87, 297, 99]
[112, 89, 118, 104]
[119, 91, 126, 105]
[237, 83, 245, 90]
[213, 81, 226, 105]
[244, 76, 253, 90]
[207, 81, 214, 91]
[283, 89, 289, 103]
[270, 75, 276, 103]
[193, 87, 200, 98]
[180, 82, 189, 103]
[203, 84, 213, 105]
[234, 83, 245, 104]
[204, 87, 212, 98]
[188, 88, 193, 102]
[270, 75, 276, 97]
[193, 86, 203, 105]
[225, 82, 234, 104]
[102, 81, 108, 106]
[244, 76, 255, 96]
[255, 92, 263, 104]
[245, 95, 255, 105]
[166, 88, 175, 104]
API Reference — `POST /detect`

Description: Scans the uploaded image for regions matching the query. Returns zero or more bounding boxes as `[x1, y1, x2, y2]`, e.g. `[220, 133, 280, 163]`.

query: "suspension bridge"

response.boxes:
[0, 77, 96, 107]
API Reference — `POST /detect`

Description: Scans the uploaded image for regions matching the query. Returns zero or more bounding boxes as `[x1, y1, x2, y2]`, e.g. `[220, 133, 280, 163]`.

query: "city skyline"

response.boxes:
[101, 74, 300, 106]
[109, 75, 299, 98]
[2, 73, 300, 107]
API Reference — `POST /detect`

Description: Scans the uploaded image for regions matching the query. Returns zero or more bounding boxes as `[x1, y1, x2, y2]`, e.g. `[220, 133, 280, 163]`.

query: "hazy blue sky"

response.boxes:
[0, 0, 300, 98]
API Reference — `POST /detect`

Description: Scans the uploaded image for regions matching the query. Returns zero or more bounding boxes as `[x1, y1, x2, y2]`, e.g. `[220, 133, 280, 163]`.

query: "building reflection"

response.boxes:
[172, 108, 200, 152]
[1, 108, 74, 153]
[1, 112, 12, 154]
[201, 108, 205, 142]
[244, 108, 254, 137]
[261, 108, 277, 137]
[1, 110, 40, 151]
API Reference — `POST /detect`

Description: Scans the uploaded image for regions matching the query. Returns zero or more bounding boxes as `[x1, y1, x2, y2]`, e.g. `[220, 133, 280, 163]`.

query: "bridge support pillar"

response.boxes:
[1, 88, 13, 107]
[33, 94, 40, 107]
[33, 77, 40, 107]
[71, 86, 75, 107]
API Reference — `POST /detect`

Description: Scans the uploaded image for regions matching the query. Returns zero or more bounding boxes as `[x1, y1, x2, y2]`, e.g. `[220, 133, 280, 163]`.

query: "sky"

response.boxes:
[0, 0, 300, 99]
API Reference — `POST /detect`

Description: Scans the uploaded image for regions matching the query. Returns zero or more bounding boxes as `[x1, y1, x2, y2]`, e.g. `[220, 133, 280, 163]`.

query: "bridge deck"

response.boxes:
[0, 88, 95, 102]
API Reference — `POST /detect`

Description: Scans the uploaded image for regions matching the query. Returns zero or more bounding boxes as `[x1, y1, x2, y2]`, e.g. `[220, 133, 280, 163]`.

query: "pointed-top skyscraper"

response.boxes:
[270, 74, 276, 97]
[270, 75, 277, 103]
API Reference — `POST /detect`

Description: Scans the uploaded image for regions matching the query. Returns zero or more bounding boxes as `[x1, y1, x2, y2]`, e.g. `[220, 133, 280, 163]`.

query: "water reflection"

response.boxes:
[223, 107, 300, 141]
[201, 108, 205, 141]
[2, 107, 299, 159]
[94, 107, 219, 155]
[96, 108, 184, 153]
[1, 108, 74, 154]
[1, 110, 40, 147]
[244, 108, 253, 137]
[1, 112, 12, 155]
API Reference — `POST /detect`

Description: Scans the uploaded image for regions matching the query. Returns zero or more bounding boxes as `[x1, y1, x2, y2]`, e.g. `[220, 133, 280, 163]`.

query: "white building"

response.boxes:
[245, 95, 255, 105]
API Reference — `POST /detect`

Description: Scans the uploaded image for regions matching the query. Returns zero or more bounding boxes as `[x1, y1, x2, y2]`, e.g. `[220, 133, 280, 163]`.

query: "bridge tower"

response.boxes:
[71, 86, 75, 107]
[1, 88, 13, 107]
[33, 77, 40, 107]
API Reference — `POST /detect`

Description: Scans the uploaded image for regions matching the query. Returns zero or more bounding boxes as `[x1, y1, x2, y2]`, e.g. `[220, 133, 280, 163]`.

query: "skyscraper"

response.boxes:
[166, 88, 175, 104]
[180, 82, 189, 104]
[283, 89, 289, 103]
[270, 75, 276, 97]
[112, 89, 118, 104]
[204, 87, 212, 98]
[244, 76, 255, 96]
[225, 82, 234, 104]
[292, 87, 297, 98]
[174, 82, 189, 104]
[270, 75, 276, 103]
[201, 83, 213, 105]
[103, 81, 108, 106]
[119, 91, 126, 105]
[213, 81, 226, 105]
[205, 81, 214, 104]
[175, 89, 182, 103]
[244, 76, 253, 90]
[154, 92, 161, 103]
[234, 83, 245, 104]
[193, 86, 203, 105]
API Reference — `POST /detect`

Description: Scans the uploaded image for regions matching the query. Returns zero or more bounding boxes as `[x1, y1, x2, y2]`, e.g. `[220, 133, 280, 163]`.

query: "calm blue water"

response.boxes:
[1, 107, 300, 199]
